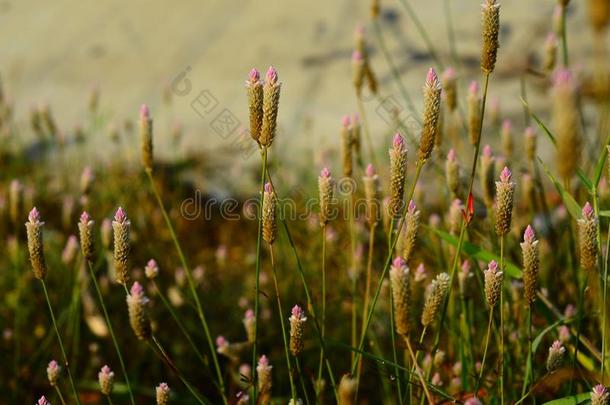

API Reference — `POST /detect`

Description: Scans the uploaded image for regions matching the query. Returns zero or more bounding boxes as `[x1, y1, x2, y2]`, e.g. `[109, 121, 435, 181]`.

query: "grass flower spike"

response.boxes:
[256, 355, 273, 402]
[289, 305, 307, 356]
[145, 259, 159, 279]
[246, 68, 264, 143]
[37, 396, 50, 405]
[390, 257, 411, 336]
[262, 182, 277, 245]
[421, 272, 451, 327]
[126, 282, 152, 340]
[389, 133, 407, 217]
[25, 207, 47, 279]
[418, 68, 442, 163]
[78, 211, 94, 260]
[546, 340, 565, 372]
[544, 33, 558, 72]
[480, 145, 496, 208]
[352, 51, 365, 95]
[318, 168, 334, 226]
[495, 166, 515, 236]
[401, 200, 420, 263]
[112, 207, 131, 284]
[591, 385, 609, 405]
[243, 309, 256, 343]
[47, 360, 60, 386]
[521, 225, 540, 305]
[578, 202, 598, 270]
[468, 81, 481, 145]
[481, 0, 501, 74]
[363, 163, 379, 227]
[446, 149, 460, 197]
[341, 115, 353, 177]
[338, 374, 357, 405]
[552, 69, 581, 181]
[140, 104, 153, 172]
[260, 66, 281, 147]
[442, 67, 457, 112]
[98, 365, 115, 395]
[484, 260, 503, 308]
[156, 383, 170, 405]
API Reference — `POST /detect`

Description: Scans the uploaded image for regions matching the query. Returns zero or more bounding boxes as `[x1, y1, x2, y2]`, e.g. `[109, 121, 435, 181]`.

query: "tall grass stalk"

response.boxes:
[499, 236, 505, 404]
[602, 221, 610, 384]
[404, 337, 434, 404]
[144, 169, 227, 404]
[53, 385, 67, 405]
[40, 279, 82, 405]
[269, 245, 297, 402]
[316, 224, 327, 398]
[351, 162, 424, 376]
[251, 146, 268, 403]
[86, 261, 136, 405]
[386, 217, 404, 404]
[560, 5, 569, 67]
[348, 190, 358, 369]
[475, 308, 494, 395]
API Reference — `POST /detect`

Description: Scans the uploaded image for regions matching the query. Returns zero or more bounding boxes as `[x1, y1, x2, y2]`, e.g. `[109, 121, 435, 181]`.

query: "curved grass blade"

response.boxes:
[538, 157, 582, 220]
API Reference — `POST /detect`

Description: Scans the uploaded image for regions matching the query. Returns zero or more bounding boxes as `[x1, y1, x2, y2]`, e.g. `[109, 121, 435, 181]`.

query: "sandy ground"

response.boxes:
[0, 0, 606, 187]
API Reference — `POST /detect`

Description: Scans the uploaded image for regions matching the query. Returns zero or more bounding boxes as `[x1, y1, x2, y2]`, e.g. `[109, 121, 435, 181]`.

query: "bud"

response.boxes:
[262, 182, 277, 244]
[546, 340, 565, 372]
[578, 202, 598, 270]
[480, 145, 496, 208]
[260, 66, 281, 147]
[495, 167, 515, 236]
[246, 68, 264, 143]
[442, 67, 458, 112]
[448, 199, 463, 235]
[112, 207, 131, 284]
[389, 257, 411, 336]
[318, 168, 335, 226]
[25, 207, 47, 279]
[481, 0, 501, 74]
[389, 133, 408, 217]
[289, 305, 307, 356]
[98, 365, 115, 395]
[145, 259, 159, 279]
[126, 282, 152, 340]
[467, 81, 481, 145]
[80, 166, 95, 196]
[418, 68, 442, 163]
[363, 164, 380, 227]
[484, 260, 503, 308]
[421, 273, 451, 327]
[521, 225, 539, 306]
[47, 360, 60, 387]
[401, 201, 420, 263]
[591, 385, 610, 405]
[78, 211, 95, 261]
[140, 104, 154, 172]
[156, 383, 171, 405]
[257, 355, 273, 401]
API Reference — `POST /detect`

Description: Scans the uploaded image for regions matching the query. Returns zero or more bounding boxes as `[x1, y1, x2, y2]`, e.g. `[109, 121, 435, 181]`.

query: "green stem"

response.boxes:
[269, 245, 297, 402]
[152, 280, 208, 367]
[500, 235, 505, 405]
[474, 309, 494, 395]
[349, 190, 358, 369]
[396, 0, 444, 71]
[560, 4, 569, 67]
[602, 221, 610, 385]
[54, 385, 67, 405]
[521, 305, 533, 397]
[87, 261, 136, 405]
[251, 147, 268, 403]
[295, 358, 311, 405]
[316, 225, 327, 398]
[388, 219, 403, 404]
[40, 279, 82, 405]
[145, 169, 227, 404]
[106, 394, 114, 405]
[569, 271, 589, 393]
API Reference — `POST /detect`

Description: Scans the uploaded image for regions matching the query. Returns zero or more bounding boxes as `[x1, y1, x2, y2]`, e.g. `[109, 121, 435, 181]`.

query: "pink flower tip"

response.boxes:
[352, 50, 363, 62]
[291, 305, 305, 318]
[525, 126, 536, 137]
[447, 149, 456, 161]
[426, 67, 438, 84]
[553, 68, 573, 87]
[28, 207, 41, 223]
[266, 66, 278, 83]
[140, 104, 150, 120]
[114, 207, 127, 223]
[469, 81, 479, 95]
[502, 119, 512, 132]
[248, 68, 260, 82]
[216, 335, 228, 347]
[320, 167, 331, 178]
[355, 23, 365, 35]
[147, 259, 157, 268]
[258, 355, 269, 366]
[500, 166, 512, 182]
[443, 67, 456, 80]
[524, 225, 536, 243]
[483, 145, 493, 158]
[130, 282, 144, 296]
[582, 202, 594, 219]
[48, 360, 58, 369]
[351, 112, 360, 123]
[264, 182, 273, 194]
[452, 198, 463, 208]
[393, 256, 406, 268]
[365, 163, 375, 177]
[37, 396, 50, 405]
[100, 365, 112, 374]
[341, 114, 351, 128]
[593, 384, 607, 395]
[392, 133, 404, 150]
[461, 260, 471, 273]
[546, 32, 557, 44]
[80, 211, 91, 224]
[244, 309, 254, 320]
[488, 260, 498, 271]
[408, 200, 417, 213]
[416, 263, 426, 274]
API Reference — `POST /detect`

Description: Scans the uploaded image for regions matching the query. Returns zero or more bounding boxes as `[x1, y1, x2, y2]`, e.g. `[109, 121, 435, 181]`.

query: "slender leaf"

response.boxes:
[538, 157, 582, 220]
[532, 319, 565, 353]
[592, 132, 610, 188]
[428, 227, 523, 278]
[541, 392, 590, 405]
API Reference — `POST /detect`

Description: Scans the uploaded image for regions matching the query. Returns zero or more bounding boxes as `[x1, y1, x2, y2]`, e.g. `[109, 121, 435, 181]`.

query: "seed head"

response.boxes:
[481, 0, 501, 74]
[78, 211, 95, 261]
[421, 273, 451, 327]
[446, 149, 461, 197]
[468, 81, 481, 145]
[80, 166, 95, 195]
[495, 166, 515, 236]
[289, 305, 307, 356]
[484, 260, 503, 308]
[47, 360, 60, 387]
[139, 104, 154, 172]
[339, 374, 358, 405]
[145, 259, 159, 279]
[340, 116, 353, 177]
[390, 257, 411, 336]
[552, 69, 581, 181]
[318, 168, 335, 226]
[442, 67, 458, 112]
[544, 33, 558, 73]
[588, 0, 610, 33]
[401, 201, 420, 263]
[578, 202, 598, 270]
[246, 68, 264, 143]
[262, 182, 277, 244]
[242, 309, 255, 343]
[524, 127, 537, 161]
[126, 282, 152, 340]
[521, 225, 539, 305]
[156, 383, 171, 405]
[25, 207, 47, 279]
[389, 133, 408, 217]
[257, 355, 273, 401]
[418, 68, 442, 163]
[448, 199, 464, 235]
[112, 207, 131, 284]
[260, 66, 281, 147]
[546, 340, 565, 372]
[352, 51, 365, 95]
[98, 365, 115, 395]
[480, 145, 496, 207]
[591, 385, 610, 405]
[351, 113, 362, 160]
[363, 163, 380, 227]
